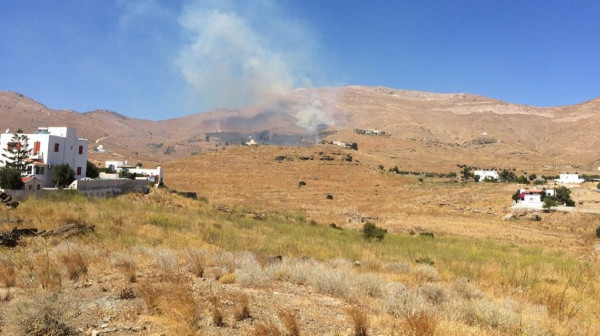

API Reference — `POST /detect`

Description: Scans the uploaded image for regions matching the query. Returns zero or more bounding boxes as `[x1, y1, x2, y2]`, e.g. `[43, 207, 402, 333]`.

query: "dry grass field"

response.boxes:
[0, 142, 599, 335]
[0, 187, 598, 335]
[163, 144, 600, 257]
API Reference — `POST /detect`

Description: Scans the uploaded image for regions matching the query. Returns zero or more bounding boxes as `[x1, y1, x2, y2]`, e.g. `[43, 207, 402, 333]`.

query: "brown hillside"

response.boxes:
[1, 87, 599, 170]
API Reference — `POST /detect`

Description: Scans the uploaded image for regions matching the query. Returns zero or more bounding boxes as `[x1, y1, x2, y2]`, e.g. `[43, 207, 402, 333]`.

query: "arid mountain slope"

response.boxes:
[0, 87, 598, 170]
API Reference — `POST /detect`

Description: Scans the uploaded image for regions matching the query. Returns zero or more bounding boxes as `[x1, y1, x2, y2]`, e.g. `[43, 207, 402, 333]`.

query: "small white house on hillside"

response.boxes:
[103, 160, 163, 186]
[513, 188, 555, 209]
[474, 170, 499, 182]
[0, 127, 88, 187]
[555, 174, 584, 184]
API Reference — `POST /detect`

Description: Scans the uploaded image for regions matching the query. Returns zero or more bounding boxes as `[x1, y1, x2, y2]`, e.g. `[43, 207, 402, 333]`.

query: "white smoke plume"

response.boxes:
[176, 0, 335, 135]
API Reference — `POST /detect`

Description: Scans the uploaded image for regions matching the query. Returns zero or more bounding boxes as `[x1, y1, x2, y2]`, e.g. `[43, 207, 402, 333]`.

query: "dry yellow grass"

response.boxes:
[163, 145, 600, 257]
[0, 181, 598, 335]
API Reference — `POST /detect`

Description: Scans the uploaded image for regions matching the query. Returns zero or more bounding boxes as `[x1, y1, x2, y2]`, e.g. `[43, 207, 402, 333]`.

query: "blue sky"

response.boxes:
[1, 0, 598, 120]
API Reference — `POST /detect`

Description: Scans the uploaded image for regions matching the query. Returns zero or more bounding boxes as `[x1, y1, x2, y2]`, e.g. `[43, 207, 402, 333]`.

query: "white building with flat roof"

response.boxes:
[555, 173, 584, 184]
[473, 170, 499, 182]
[103, 160, 163, 186]
[0, 127, 88, 187]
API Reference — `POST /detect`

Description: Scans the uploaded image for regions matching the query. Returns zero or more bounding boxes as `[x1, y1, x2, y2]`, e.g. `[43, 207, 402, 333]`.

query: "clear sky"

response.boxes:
[1, 0, 598, 120]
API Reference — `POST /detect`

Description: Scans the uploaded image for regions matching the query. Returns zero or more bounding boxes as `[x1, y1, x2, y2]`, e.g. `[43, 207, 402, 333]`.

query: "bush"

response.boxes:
[346, 306, 369, 336]
[361, 222, 387, 241]
[596, 227, 600, 238]
[0, 167, 24, 189]
[597, 182, 600, 189]
[10, 292, 77, 336]
[85, 160, 100, 178]
[52, 163, 75, 188]
[298, 181, 306, 187]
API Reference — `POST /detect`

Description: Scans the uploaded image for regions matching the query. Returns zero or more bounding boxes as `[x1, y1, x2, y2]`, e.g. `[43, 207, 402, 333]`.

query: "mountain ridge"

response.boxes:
[1, 87, 598, 171]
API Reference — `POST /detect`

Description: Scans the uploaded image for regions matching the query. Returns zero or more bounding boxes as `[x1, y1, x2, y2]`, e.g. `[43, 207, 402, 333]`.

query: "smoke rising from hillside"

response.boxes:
[176, 0, 335, 136]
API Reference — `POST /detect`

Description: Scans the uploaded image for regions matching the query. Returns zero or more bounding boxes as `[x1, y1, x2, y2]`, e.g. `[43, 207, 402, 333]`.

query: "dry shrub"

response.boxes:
[139, 281, 201, 333]
[211, 251, 236, 271]
[118, 286, 137, 300]
[162, 288, 202, 334]
[234, 292, 252, 321]
[235, 252, 271, 288]
[278, 307, 300, 336]
[419, 283, 448, 305]
[414, 264, 439, 283]
[209, 296, 225, 327]
[111, 253, 137, 283]
[32, 254, 62, 291]
[151, 249, 181, 283]
[253, 318, 282, 336]
[383, 284, 430, 319]
[219, 273, 236, 284]
[138, 281, 164, 313]
[404, 310, 437, 336]
[308, 263, 354, 300]
[383, 261, 410, 273]
[0, 256, 17, 287]
[450, 278, 484, 300]
[346, 306, 369, 336]
[187, 249, 206, 278]
[361, 258, 382, 272]
[9, 291, 77, 336]
[458, 298, 519, 332]
[59, 249, 88, 281]
[357, 273, 386, 298]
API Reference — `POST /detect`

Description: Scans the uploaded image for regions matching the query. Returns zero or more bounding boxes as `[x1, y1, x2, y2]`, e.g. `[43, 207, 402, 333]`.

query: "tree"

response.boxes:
[543, 196, 558, 211]
[516, 175, 530, 184]
[53, 163, 75, 188]
[0, 167, 24, 189]
[473, 175, 480, 182]
[528, 173, 537, 181]
[86, 160, 100, 178]
[461, 167, 472, 180]
[499, 169, 516, 182]
[555, 186, 575, 206]
[1, 129, 30, 173]
[361, 222, 387, 241]
[512, 190, 522, 202]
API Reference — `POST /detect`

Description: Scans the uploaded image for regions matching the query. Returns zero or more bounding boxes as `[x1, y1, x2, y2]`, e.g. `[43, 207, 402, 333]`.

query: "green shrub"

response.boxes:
[419, 232, 435, 238]
[415, 256, 435, 266]
[595, 227, 600, 238]
[361, 222, 387, 241]
[298, 181, 306, 187]
[0, 167, 24, 189]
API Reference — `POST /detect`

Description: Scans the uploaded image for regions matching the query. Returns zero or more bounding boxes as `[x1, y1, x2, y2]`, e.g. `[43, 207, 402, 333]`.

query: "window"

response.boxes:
[28, 185, 32, 191]
[37, 184, 41, 190]
[76, 167, 82, 175]
[78, 145, 83, 154]
[26, 166, 32, 175]
[54, 143, 59, 152]
[35, 166, 45, 175]
[33, 141, 40, 155]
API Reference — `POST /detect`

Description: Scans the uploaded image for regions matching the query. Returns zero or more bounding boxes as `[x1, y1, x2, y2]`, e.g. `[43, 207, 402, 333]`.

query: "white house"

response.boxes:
[473, 170, 499, 182]
[0, 127, 88, 187]
[513, 188, 555, 209]
[555, 173, 584, 184]
[103, 160, 163, 186]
